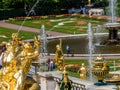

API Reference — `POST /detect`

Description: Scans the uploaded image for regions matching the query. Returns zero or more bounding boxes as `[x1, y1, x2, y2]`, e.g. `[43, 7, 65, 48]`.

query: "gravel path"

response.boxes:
[0, 20, 68, 36]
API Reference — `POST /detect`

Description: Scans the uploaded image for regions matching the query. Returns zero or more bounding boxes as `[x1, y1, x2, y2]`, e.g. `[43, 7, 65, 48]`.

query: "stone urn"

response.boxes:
[92, 54, 109, 86]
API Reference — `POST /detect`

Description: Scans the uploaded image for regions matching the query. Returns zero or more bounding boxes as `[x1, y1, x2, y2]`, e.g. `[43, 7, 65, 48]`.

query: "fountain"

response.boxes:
[1, 0, 120, 89]
[87, 23, 94, 81]
[88, 0, 91, 6]
[47, 0, 120, 54]
[40, 24, 48, 56]
[102, 0, 120, 45]
[92, 54, 109, 86]
[38, 25, 49, 72]
[17, 0, 40, 32]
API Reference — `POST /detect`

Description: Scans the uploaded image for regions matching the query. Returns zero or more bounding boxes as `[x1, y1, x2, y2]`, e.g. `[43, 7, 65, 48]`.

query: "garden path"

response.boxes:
[0, 20, 68, 36]
[46, 54, 120, 60]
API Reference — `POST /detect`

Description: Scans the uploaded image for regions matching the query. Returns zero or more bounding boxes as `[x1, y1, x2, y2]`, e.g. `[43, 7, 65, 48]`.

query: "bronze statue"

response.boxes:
[0, 33, 40, 90]
[77, 63, 87, 80]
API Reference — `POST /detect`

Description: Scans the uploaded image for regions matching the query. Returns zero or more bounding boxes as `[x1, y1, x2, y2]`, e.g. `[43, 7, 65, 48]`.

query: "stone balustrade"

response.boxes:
[37, 71, 116, 90]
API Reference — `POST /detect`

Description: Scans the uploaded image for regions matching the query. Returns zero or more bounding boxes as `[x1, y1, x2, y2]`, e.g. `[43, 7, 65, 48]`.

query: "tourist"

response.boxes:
[47, 58, 50, 71]
[66, 45, 70, 57]
[50, 59, 54, 71]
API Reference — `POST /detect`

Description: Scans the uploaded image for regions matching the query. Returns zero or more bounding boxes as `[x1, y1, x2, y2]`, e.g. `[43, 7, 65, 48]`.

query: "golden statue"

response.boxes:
[55, 44, 64, 71]
[0, 33, 40, 90]
[2, 43, 16, 67]
[59, 66, 72, 90]
[92, 54, 109, 86]
[77, 63, 86, 80]
[11, 33, 23, 45]
[88, 0, 91, 6]
[96, 54, 104, 60]
[101, 63, 108, 71]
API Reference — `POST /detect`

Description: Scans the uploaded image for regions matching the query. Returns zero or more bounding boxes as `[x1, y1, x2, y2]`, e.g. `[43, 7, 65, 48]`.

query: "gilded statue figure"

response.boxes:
[2, 33, 24, 68]
[92, 54, 109, 86]
[58, 67, 72, 90]
[11, 33, 23, 45]
[0, 33, 40, 90]
[88, 0, 91, 5]
[17, 36, 40, 76]
[2, 43, 16, 68]
[55, 44, 64, 71]
[101, 63, 108, 71]
[96, 54, 104, 60]
[77, 63, 87, 80]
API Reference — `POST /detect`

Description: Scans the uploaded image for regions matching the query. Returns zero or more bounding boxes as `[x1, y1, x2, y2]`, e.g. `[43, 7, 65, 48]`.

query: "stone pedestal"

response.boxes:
[38, 72, 57, 90]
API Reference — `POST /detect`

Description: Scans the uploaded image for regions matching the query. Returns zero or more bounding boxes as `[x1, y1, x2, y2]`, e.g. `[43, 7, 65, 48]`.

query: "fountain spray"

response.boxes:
[40, 25, 48, 57]
[87, 23, 94, 81]
[17, 0, 41, 33]
[109, 0, 117, 23]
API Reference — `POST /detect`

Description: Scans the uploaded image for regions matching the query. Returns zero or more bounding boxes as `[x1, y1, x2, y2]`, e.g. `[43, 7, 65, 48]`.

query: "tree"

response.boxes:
[0, 0, 11, 9]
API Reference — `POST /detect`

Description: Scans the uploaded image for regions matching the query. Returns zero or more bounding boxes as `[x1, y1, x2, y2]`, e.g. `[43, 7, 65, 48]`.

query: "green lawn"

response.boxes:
[64, 59, 88, 65]
[65, 59, 120, 71]
[64, 59, 120, 78]
[0, 27, 39, 42]
[8, 16, 106, 34]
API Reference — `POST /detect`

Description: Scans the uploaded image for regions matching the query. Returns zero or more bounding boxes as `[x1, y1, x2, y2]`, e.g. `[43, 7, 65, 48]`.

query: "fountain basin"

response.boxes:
[103, 23, 120, 28]
[47, 34, 120, 54]
[92, 69, 109, 84]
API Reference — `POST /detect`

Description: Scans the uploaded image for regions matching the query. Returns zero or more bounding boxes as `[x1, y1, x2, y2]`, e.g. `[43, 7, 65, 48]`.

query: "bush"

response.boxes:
[0, 8, 25, 20]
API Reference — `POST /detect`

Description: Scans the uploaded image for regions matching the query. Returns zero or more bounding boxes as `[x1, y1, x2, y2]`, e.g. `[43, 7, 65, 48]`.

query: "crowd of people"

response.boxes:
[47, 58, 55, 71]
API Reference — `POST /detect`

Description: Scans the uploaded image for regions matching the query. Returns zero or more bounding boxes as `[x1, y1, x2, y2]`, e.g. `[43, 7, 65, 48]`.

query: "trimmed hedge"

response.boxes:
[0, 9, 25, 20]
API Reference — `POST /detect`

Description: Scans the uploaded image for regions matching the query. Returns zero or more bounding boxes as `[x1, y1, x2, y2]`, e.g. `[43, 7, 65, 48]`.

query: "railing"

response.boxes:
[54, 77, 86, 90]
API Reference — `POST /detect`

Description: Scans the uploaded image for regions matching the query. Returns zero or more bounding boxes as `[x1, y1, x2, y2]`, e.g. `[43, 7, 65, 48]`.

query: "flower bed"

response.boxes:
[12, 14, 109, 21]
[66, 64, 80, 73]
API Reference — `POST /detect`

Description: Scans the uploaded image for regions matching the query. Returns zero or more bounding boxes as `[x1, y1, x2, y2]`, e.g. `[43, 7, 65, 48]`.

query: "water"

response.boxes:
[87, 23, 94, 81]
[16, 0, 45, 73]
[40, 24, 48, 56]
[108, 0, 117, 23]
[105, 0, 118, 25]
[17, 0, 40, 32]
[101, 0, 120, 44]
[39, 25, 48, 72]
[95, 25, 102, 45]
[113, 60, 116, 72]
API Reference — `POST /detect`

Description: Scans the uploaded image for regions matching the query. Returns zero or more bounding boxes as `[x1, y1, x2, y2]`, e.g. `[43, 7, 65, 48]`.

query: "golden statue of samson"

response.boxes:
[0, 33, 40, 90]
